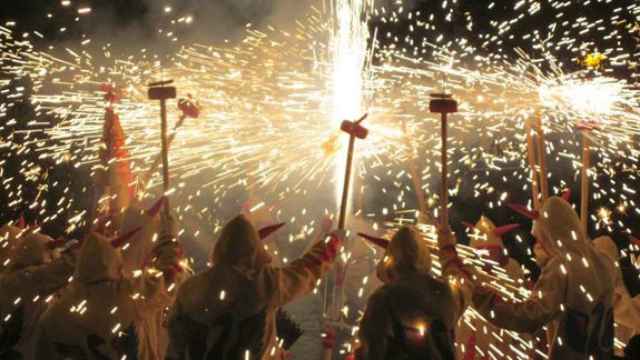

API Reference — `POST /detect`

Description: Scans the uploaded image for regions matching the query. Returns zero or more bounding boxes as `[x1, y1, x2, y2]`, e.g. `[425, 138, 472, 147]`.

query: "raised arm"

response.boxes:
[437, 224, 476, 321]
[472, 257, 566, 334]
[128, 215, 185, 316]
[270, 230, 342, 307]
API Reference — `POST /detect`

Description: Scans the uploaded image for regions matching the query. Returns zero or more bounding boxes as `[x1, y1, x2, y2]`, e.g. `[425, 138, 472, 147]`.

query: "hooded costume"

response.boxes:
[34, 227, 183, 360]
[118, 199, 189, 360]
[456, 216, 531, 359]
[593, 235, 640, 356]
[0, 231, 76, 359]
[165, 214, 340, 360]
[472, 196, 617, 359]
[356, 226, 471, 360]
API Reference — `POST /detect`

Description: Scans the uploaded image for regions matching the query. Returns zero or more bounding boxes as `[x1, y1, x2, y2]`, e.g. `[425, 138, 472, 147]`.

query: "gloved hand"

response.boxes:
[321, 229, 344, 263]
[437, 222, 456, 249]
[159, 213, 177, 244]
[321, 216, 333, 234]
[322, 326, 336, 349]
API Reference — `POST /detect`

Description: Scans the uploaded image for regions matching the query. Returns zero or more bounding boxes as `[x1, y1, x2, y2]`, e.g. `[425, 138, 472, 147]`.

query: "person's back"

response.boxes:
[360, 272, 456, 360]
[356, 226, 470, 360]
[166, 215, 341, 360]
[472, 197, 616, 359]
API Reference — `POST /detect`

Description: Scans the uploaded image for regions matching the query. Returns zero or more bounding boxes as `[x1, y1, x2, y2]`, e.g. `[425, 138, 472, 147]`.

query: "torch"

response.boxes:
[323, 113, 368, 360]
[148, 80, 177, 219]
[430, 93, 457, 227]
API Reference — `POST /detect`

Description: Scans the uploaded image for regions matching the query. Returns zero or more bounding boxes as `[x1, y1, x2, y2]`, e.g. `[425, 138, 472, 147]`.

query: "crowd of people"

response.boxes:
[1, 190, 640, 359]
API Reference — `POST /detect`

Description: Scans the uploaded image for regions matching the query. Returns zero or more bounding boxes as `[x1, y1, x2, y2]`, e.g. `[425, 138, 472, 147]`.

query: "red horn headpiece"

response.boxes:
[507, 203, 540, 220]
[258, 223, 286, 240]
[493, 224, 521, 237]
[358, 232, 390, 249]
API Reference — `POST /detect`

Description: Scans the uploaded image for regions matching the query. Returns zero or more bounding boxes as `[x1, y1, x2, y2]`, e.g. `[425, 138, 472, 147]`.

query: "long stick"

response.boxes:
[160, 99, 170, 218]
[525, 119, 541, 210]
[534, 115, 549, 201]
[441, 113, 448, 227]
[140, 114, 186, 190]
[581, 129, 591, 235]
[338, 136, 356, 230]
[324, 134, 355, 360]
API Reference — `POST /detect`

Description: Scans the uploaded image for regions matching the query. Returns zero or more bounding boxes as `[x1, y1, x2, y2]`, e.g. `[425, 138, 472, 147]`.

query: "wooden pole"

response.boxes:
[441, 113, 449, 227]
[324, 116, 367, 360]
[142, 114, 186, 186]
[534, 115, 549, 201]
[580, 129, 591, 235]
[525, 119, 541, 210]
[338, 135, 356, 230]
[160, 99, 170, 219]
[324, 134, 354, 360]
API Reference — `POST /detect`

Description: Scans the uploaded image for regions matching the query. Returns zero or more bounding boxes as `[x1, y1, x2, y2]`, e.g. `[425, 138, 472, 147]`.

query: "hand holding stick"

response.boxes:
[324, 113, 368, 360]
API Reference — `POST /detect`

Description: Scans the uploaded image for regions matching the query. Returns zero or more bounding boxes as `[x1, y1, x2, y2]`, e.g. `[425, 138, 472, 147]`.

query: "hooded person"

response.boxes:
[34, 216, 184, 360]
[165, 214, 342, 360]
[456, 216, 531, 359]
[117, 198, 191, 360]
[0, 230, 77, 359]
[471, 196, 617, 359]
[354, 225, 474, 360]
[118, 198, 166, 277]
[593, 235, 640, 356]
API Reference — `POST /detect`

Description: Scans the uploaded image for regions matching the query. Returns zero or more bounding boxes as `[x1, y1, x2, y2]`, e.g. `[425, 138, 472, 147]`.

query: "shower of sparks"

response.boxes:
[329, 0, 372, 205]
[1, 0, 640, 358]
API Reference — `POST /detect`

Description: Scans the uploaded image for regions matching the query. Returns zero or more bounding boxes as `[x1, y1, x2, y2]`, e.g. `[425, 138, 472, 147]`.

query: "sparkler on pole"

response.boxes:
[430, 93, 458, 226]
[323, 113, 368, 360]
[147, 80, 177, 219]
